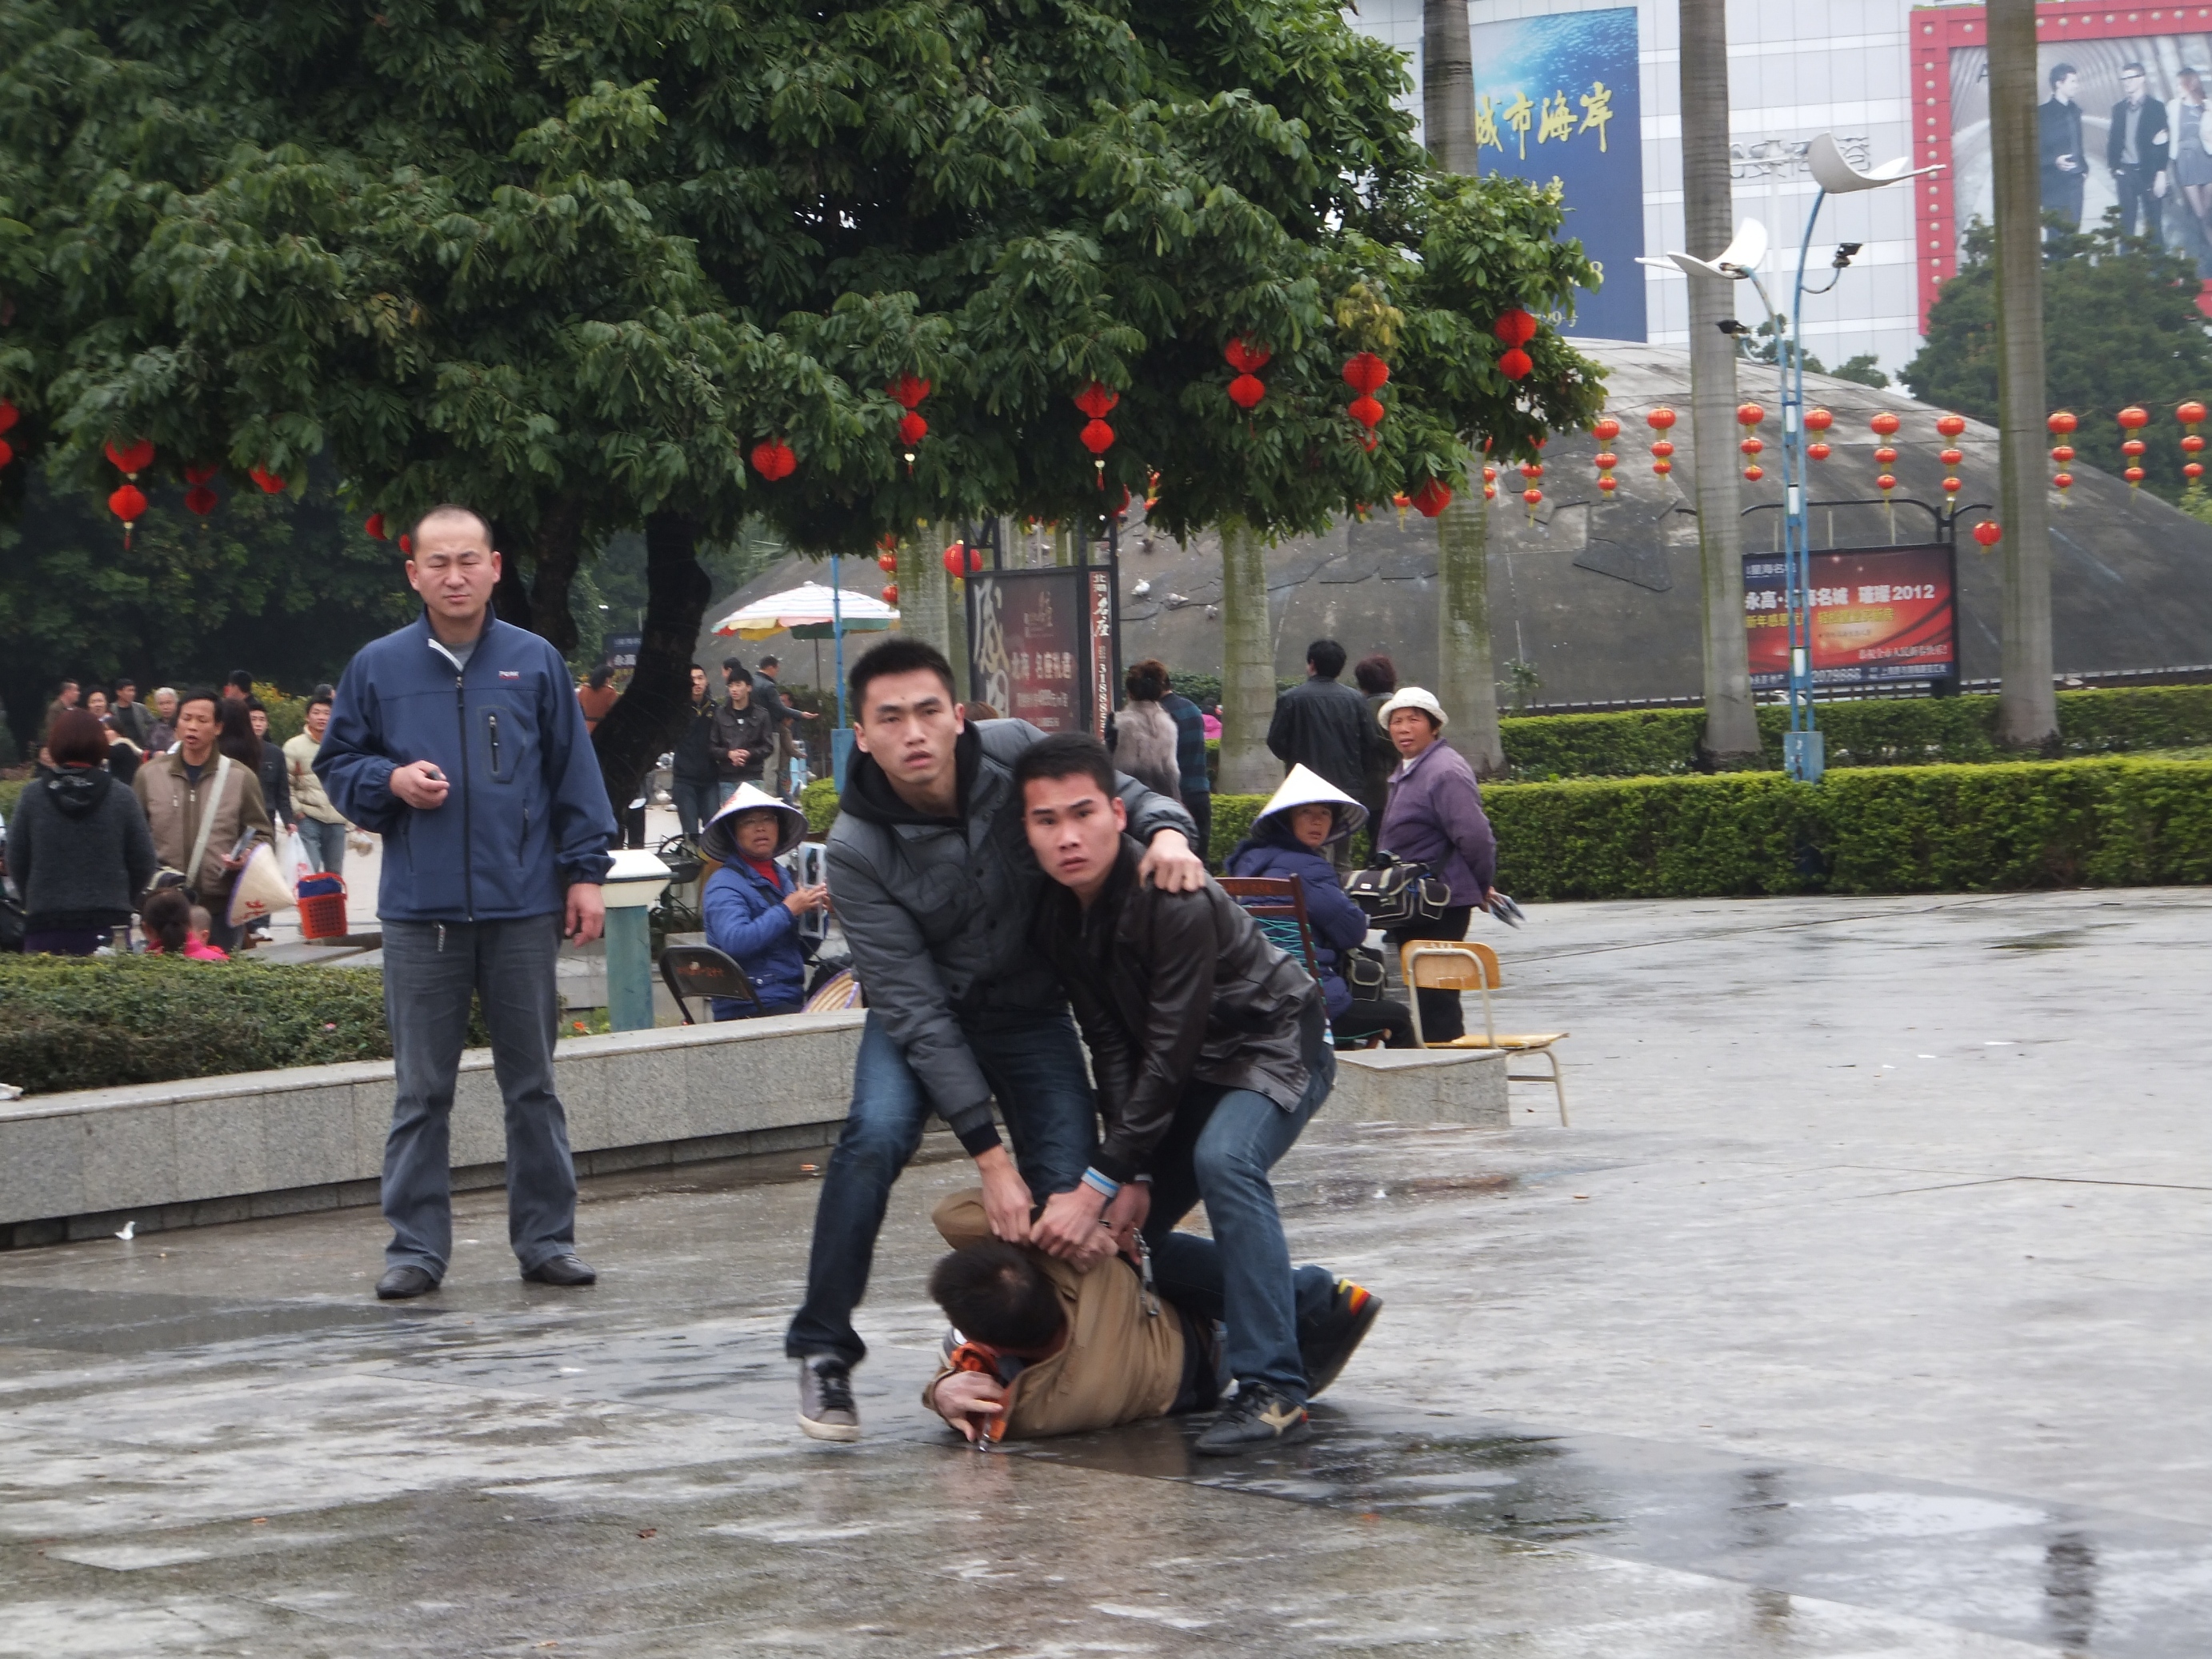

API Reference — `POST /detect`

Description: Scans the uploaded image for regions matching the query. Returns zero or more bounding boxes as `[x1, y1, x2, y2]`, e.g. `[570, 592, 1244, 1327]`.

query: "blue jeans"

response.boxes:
[1143, 1046, 1335, 1404]
[672, 777, 719, 844]
[296, 817, 348, 877]
[786, 1007, 1098, 1365]
[380, 914, 578, 1277]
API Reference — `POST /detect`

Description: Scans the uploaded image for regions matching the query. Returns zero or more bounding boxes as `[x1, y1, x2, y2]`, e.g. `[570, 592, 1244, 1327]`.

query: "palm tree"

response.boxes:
[1987, 0, 2058, 746]
[1678, 0, 1760, 763]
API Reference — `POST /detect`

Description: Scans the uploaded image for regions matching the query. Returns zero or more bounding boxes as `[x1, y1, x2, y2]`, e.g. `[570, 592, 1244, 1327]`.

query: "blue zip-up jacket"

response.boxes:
[316, 613, 616, 922]
[702, 857, 809, 1017]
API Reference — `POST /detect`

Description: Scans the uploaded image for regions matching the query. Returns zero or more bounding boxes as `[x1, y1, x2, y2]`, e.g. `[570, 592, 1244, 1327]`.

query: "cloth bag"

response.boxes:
[226, 841, 298, 929]
[1342, 853, 1452, 925]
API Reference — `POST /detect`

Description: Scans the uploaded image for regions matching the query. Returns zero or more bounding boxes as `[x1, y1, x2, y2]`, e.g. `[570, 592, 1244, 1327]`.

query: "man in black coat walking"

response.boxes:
[1265, 638, 1390, 810]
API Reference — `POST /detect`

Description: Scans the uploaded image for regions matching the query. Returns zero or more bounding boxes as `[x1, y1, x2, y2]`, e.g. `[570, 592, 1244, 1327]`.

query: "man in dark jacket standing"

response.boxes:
[1266, 639, 1390, 811]
[709, 671, 775, 803]
[318, 505, 616, 1301]
[670, 665, 720, 842]
[786, 637, 1205, 1441]
[2108, 62, 2170, 242]
[1018, 734, 1363, 1453]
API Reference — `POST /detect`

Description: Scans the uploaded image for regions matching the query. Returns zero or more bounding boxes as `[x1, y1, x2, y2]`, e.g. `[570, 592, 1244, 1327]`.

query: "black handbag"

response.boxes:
[1342, 853, 1452, 925]
[1341, 942, 1387, 1001]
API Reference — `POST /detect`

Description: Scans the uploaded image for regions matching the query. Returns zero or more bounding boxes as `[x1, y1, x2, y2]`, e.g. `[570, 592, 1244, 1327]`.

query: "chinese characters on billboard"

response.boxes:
[1468, 7, 1646, 341]
[1741, 545, 1958, 690]
[969, 569, 1086, 732]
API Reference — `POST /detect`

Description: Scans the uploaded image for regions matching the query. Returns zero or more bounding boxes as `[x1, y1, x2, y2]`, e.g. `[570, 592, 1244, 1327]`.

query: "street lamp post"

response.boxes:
[1646, 134, 1940, 783]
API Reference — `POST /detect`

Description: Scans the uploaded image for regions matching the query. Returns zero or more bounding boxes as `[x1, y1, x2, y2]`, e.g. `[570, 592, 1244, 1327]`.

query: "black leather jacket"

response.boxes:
[1035, 838, 1323, 1184]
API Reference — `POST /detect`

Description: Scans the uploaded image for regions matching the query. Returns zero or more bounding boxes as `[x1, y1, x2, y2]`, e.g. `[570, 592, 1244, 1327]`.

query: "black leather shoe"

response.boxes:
[375, 1265, 439, 1301]
[522, 1253, 598, 1286]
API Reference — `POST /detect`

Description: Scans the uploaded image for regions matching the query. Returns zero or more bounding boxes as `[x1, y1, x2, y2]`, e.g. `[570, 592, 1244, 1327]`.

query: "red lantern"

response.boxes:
[2178, 399, 2208, 426]
[1228, 373, 1266, 410]
[1935, 413, 1967, 440]
[2047, 410, 2078, 436]
[1740, 436, 1764, 457]
[877, 551, 898, 574]
[1497, 348, 1533, 382]
[1076, 382, 1118, 489]
[1348, 394, 1384, 431]
[1391, 491, 1411, 524]
[1521, 462, 1543, 481]
[1736, 402, 1764, 428]
[2122, 438, 2146, 458]
[1870, 411, 1901, 438]
[942, 541, 983, 578]
[1653, 458, 1672, 475]
[899, 411, 929, 448]
[2183, 435, 2206, 454]
[1410, 478, 1453, 518]
[1594, 451, 1618, 471]
[2054, 472, 2075, 494]
[1743, 465, 1765, 482]
[1493, 310, 1538, 349]
[1225, 338, 1271, 374]
[750, 438, 797, 481]
[1342, 352, 1390, 394]
[2052, 445, 2076, 463]
[1650, 440, 1674, 459]
[1807, 442, 1831, 462]
[1591, 415, 1621, 442]
[109, 482, 147, 546]
[250, 466, 286, 494]
[1598, 474, 1618, 494]
[2188, 462, 2206, 481]
[1942, 477, 1962, 499]
[184, 462, 219, 485]
[0, 438, 12, 468]
[1874, 446, 1898, 467]
[882, 584, 898, 606]
[104, 439, 155, 476]
[365, 513, 386, 540]
[1522, 486, 1543, 520]
[1646, 406, 1677, 430]
[2126, 466, 2146, 485]
[1938, 448, 1964, 469]
[1876, 473, 1897, 494]
[1972, 520, 2002, 550]
[886, 374, 931, 410]
[1075, 382, 1119, 419]
[398, 533, 413, 556]
[2118, 404, 2150, 431]
[184, 485, 217, 517]
[1804, 407, 1834, 434]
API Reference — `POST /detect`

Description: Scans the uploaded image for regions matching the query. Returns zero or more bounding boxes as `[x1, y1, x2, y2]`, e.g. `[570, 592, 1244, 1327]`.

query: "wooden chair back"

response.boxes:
[658, 944, 759, 1025]
[1216, 875, 1322, 980]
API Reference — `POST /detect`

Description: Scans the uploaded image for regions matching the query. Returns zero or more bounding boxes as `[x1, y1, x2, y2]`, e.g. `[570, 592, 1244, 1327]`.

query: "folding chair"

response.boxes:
[658, 944, 761, 1025]
[1400, 941, 1570, 1124]
[1217, 876, 1383, 1051]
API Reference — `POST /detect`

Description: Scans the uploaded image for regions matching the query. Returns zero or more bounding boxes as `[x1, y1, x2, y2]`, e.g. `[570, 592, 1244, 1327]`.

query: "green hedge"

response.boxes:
[1208, 758, 2212, 897]
[0, 776, 24, 822]
[1498, 686, 2212, 780]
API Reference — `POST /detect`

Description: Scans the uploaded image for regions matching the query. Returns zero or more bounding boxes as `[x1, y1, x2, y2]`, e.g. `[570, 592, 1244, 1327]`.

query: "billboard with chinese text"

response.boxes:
[970, 569, 1086, 732]
[1469, 7, 1646, 342]
[1742, 545, 1958, 690]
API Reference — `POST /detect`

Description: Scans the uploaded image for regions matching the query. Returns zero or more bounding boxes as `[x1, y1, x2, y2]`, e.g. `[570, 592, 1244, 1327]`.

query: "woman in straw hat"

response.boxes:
[701, 783, 830, 1018]
[1373, 687, 1498, 1043]
[1226, 765, 1417, 1049]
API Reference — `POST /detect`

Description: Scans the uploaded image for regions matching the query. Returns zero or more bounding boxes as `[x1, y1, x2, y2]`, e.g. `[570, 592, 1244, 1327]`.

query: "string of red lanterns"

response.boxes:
[2181, 400, 2207, 491]
[1736, 402, 1764, 483]
[888, 374, 930, 472]
[104, 439, 154, 546]
[1804, 406, 1834, 464]
[1494, 310, 1537, 381]
[1343, 352, 1388, 450]
[0, 400, 18, 471]
[2048, 410, 2077, 504]
[1225, 339, 1268, 413]
[183, 462, 220, 518]
[1074, 382, 1118, 488]
[2118, 404, 2150, 488]
[1935, 412, 1966, 512]
[1591, 416, 1620, 498]
[1870, 411, 1900, 525]
[1646, 406, 1675, 476]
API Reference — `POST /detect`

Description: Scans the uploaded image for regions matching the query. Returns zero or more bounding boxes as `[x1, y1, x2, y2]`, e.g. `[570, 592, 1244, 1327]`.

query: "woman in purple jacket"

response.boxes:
[1373, 687, 1498, 1042]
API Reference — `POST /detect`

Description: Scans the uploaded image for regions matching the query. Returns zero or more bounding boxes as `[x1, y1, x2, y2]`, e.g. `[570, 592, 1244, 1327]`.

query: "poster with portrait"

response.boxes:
[1921, 6, 2212, 328]
[1741, 545, 1958, 690]
[1467, 7, 1646, 341]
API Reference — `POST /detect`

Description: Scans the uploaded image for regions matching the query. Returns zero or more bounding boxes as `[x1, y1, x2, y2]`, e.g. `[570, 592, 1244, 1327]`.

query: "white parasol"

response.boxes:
[710, 582, 899, 639]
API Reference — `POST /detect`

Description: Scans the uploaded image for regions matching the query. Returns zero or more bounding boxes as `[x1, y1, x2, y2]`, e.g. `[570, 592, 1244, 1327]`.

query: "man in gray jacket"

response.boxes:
[787, 637, 1205, 1441]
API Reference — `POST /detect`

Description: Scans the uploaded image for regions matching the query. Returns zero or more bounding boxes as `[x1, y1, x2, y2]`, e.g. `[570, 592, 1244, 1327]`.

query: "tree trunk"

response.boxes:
[592, 510, 711, 821]
[1422, 0, 1477, 174]
[1988, 0, 2058, 747]
[490, 499, 585, 659]
[1216, 517, 1278, 793]
[1680, 0, 1761, 764]
[1436, 493, 1505, 775]
[1423, 0, 1504, 773]
[896, 525, 951, 657]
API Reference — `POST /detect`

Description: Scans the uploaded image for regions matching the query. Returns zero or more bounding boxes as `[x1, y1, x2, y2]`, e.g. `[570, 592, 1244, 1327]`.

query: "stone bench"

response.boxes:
[0, 1017, 1508, 1249]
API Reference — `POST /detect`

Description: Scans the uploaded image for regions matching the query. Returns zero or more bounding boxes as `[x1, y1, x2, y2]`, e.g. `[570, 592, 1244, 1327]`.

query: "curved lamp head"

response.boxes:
[1638, 218, 1769, 282]
[1806, 131, 1942, 193]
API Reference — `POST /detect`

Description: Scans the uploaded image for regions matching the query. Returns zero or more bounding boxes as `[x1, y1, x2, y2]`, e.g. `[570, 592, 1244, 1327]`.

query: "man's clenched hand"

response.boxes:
[1138, 828, 1207, 893]
[975, 1145, 1034, 1243]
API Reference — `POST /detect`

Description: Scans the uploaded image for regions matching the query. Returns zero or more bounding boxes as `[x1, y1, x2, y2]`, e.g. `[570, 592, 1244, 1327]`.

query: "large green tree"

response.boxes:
[1906, 216, 2212, 506]
[2, 0, 1602, 809]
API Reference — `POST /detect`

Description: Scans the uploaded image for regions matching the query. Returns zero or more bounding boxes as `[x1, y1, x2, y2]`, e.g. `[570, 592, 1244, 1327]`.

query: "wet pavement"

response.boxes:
[3, 886, 2207, 1657]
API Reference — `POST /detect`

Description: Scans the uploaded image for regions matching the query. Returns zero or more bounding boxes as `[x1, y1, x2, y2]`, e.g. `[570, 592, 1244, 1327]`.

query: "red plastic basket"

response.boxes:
[297, 873, 349, 941]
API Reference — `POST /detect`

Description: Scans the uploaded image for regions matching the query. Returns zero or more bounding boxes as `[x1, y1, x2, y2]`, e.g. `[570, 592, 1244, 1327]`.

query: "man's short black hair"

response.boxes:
[850, 636, 957, 710]
[114, 676, 135, 692]
[758, 654, 779, 669]
[1011, 731, 1116, 801]
[245, 695, 266, 714]
[2122, 61, 2149, 78]
[928, 1241, 1066, 1351]
[226, 669, 254, 693]
[175, 686, 222, 720]
[2050, 61, 2078, 89]
[410, 502, 494, 552]
[587, 664, 614, 690]
[1306, 638, 1348, 679]
[722, 655, 745, 676]
[307, 690, 334, 712]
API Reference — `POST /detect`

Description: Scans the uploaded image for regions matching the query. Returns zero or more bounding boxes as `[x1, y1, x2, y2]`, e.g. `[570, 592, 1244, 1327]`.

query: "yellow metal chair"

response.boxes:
[1400, 941, 1570, 1125]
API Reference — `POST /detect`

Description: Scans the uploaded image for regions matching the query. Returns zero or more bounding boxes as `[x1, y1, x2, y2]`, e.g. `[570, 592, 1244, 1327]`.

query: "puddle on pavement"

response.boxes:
[1015, 1410, 2212, 1659]
[0, 1284, 431, 1356]
[1278, 1173, 1514, 1211]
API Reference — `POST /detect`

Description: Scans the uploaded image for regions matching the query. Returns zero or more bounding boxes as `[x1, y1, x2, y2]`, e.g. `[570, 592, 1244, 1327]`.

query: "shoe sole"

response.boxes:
[521, 1273, 597, 1286]
[1194, 1414, 1313, 1457]
[797, 1411, 862, 1444]
[1306, 1292, 1383, 1399]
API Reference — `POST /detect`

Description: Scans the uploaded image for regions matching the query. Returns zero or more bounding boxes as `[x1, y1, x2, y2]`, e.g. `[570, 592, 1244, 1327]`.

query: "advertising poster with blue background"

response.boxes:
[1470, 7, 1645, 342]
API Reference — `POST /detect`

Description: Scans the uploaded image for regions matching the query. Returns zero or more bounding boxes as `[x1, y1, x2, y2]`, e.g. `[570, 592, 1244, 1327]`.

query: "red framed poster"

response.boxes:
[970, 569, 1086, 732]
[1913, 3, 2212, 332]
[1742, 544, 1958, 690]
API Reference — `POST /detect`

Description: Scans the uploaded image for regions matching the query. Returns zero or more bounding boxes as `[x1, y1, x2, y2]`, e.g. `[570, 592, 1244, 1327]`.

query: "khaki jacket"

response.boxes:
[283, 732, 347, 826]
[134, 750, 272, 897]
[921, 1190, 1184, 1440]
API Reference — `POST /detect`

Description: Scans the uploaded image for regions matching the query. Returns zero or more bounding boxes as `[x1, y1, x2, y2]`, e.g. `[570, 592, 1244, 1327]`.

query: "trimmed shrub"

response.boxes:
[0, 776, 24, 822]
[802, 777, 839, 836]
[1497, 686, 2212, 780]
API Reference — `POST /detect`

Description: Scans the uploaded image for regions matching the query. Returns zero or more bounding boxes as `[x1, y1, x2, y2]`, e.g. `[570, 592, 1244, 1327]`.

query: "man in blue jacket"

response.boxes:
[318, 505, 617, 1301]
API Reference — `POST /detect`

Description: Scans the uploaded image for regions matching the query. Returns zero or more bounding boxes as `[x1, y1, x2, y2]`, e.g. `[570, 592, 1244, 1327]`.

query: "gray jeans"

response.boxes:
[296, 817, 347, 876]
[381, 914, 577, 1277]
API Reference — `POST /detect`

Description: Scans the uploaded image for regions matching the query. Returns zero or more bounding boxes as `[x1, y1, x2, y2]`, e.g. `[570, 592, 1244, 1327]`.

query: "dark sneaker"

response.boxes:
[797, 1356, 861, 1442]
[522, 1253, 598, 1286]
[375, 1265, 439, 1301]
[1300, 1278, 1382, 1399]
[1194, 1385, 1311, 1455]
